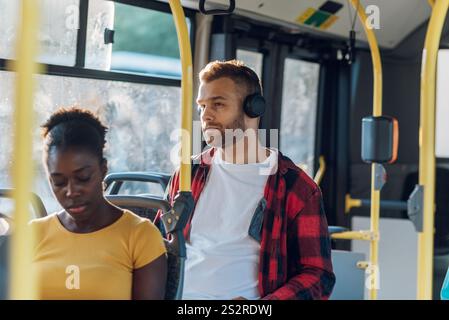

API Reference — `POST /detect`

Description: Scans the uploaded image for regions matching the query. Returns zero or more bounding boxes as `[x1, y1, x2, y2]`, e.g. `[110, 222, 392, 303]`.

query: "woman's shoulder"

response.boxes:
[122, 209, 151, 225]
[121, 210, 161, 235]
[28, 212, 59, 239]
[29, 212, 57, 229]
[122, 210, 166, 268]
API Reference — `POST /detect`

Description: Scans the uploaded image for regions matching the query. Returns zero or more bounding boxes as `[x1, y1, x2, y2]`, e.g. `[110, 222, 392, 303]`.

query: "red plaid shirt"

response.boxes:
[164, 148, 335, 300]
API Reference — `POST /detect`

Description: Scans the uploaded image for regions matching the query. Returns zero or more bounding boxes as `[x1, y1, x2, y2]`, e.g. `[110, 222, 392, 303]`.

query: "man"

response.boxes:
[165, 60, 335, 300]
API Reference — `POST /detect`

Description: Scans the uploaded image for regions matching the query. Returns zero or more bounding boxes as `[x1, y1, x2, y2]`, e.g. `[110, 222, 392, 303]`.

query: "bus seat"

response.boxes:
[104, 172, 171, 199]
[105, 194, 169, 223]
[330, 250, 366, 300]
[105, 194, 182, 300]
[1, 189, 45, 299]
[328, 226, 349, 235]
[0, 189, 48, 218]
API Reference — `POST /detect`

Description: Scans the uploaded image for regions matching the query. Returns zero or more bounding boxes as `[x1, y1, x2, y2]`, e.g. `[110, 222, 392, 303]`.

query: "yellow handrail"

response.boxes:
[9, 0, 42, 299]
[350, 0, 383, 300]
[345, 194, 362, 214]
[417, 0, 449, 300]
[331, 230, 378, 241]
[169, 0, 193, 192]
[313, 156, 326, 185]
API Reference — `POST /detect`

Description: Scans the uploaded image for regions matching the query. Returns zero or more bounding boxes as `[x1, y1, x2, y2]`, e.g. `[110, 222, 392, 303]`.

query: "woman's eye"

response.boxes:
[52, 180, 66, 187]
[77, 176, 91, 183]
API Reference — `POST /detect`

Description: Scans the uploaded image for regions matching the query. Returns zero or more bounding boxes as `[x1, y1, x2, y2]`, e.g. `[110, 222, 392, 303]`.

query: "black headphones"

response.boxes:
[243, 92, 266, 118]
[197, 65, 266, 118]
[242, 66, 266, 118]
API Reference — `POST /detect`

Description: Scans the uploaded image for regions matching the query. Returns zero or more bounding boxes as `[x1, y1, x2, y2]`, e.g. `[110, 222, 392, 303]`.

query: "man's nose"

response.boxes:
[201, 105, 214, 123]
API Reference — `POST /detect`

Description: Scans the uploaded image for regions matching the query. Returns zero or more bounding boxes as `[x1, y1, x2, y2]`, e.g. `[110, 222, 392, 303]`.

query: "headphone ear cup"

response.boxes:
[243, 94, 266, 118]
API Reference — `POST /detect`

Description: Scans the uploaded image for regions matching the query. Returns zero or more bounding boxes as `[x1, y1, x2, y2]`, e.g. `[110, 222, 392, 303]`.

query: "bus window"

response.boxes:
[436, 49, 449, 158]
[236, 49, 263, 79]
[85, 0, 114, 70]
[279, 58, 320, 177]
[0, 71, 181, 213]
[86, 0, 190, 78]
[0, 0, 79, 66]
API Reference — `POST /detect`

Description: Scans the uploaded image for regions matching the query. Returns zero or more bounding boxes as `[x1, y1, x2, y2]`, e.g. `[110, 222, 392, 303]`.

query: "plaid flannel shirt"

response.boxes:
[163, 148, 335, 300]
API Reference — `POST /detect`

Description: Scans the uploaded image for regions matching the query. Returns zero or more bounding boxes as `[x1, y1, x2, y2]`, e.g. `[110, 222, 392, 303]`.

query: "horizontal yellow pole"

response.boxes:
[345, 194, 362, 214]
[417, 0, 449, 300]
[331, 230, 378, 241]
[169, 0, 193, 192]
[10, 0, 42, 300]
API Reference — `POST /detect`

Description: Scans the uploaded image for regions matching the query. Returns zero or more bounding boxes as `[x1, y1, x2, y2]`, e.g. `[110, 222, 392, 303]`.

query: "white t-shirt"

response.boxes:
[183, 149, 278, 300]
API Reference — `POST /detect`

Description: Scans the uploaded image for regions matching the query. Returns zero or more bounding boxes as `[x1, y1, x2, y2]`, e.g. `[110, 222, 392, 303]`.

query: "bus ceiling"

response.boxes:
[173, 0, 433, 50]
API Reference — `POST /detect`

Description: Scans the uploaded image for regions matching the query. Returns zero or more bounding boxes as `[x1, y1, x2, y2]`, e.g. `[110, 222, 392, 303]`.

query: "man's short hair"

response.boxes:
[199, 60, 263, 98]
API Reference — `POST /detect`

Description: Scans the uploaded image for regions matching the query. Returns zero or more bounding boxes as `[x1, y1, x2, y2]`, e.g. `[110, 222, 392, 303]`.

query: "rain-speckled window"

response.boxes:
[0, 1, 187, 215]
[85, 0, 114, 70]
[86, 0, 188, 78]
[279, 58, 320, 177]
[0, 0, 79, 66]
[0, 71, 181, 214]
[236, 49, 263, 79]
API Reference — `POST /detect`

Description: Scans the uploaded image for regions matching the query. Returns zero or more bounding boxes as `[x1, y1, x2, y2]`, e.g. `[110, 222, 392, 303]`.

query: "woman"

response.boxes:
[31, 107, 167, 299]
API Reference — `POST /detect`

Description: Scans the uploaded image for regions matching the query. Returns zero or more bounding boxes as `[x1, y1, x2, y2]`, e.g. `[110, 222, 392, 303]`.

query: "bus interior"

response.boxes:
[1, 0, 449, 300]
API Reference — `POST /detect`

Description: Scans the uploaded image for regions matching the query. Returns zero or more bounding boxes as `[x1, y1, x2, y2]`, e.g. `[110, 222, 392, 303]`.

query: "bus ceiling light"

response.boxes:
[361, 116, 399, 164]
[199, 0, 235, 15]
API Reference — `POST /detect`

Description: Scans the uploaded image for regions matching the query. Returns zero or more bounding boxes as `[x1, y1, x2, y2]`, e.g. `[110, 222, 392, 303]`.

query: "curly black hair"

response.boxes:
[41, 107, 108, 163]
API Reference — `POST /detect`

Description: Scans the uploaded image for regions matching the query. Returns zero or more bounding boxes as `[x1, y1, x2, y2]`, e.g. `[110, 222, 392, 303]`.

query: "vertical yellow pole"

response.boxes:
[169, 0, 193, 192]
[9, 0, 41, 299]
[418, 0, 449, 300]
[350, 0, 383, 300]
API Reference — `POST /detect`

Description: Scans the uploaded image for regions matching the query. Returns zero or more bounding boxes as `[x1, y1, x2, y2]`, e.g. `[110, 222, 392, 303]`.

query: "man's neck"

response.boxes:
[220, 137, 270, 164]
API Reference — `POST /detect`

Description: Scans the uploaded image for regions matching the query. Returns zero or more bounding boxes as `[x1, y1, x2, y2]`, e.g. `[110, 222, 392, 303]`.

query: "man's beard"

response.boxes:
[203, 113, 246, 148]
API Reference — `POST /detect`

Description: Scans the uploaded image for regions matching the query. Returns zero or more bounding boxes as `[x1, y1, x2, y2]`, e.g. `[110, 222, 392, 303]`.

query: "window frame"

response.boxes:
[0, 0, 196, 88]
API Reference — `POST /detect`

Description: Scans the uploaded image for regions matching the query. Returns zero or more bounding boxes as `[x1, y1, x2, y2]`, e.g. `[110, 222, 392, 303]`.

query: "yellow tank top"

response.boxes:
[30, 210, 166, 300]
